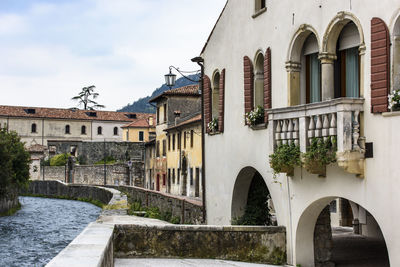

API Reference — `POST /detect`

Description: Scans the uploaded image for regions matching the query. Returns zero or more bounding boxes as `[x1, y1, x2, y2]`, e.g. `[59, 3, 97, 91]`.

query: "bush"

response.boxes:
[0, 128, 31, 197]
[269, 143, 301, 176]
[303, 137, 337, 167]
[50, 153, 70, 166]
[95, 156, 116, 165]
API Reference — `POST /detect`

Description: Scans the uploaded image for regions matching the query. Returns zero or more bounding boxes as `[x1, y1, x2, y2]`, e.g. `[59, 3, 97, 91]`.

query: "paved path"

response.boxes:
[331, 227, 390, 267]
[115, 258, 281, 267]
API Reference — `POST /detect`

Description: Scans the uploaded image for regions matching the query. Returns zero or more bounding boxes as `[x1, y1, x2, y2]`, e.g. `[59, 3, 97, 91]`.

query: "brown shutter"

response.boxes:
[203, 75, 212, 133]
[264, 47, 272, 122]
[243, 56, 254, 124]
[371, 18, 390, 113]
[218, 69, 226, 132]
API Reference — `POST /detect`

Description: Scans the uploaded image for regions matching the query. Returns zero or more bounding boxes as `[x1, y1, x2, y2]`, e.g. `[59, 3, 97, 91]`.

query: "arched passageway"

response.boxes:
[296, 197, 390, 267]
[231, 167, 275, 225]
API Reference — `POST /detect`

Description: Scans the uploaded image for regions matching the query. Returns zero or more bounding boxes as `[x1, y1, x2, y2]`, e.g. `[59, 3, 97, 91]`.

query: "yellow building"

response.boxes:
[121, 117, 155, 142]
[165, 114, 202, 198]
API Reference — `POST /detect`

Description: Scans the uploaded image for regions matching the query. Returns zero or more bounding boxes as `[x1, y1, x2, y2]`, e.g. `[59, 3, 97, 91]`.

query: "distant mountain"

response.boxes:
[118, 74, 200, 113]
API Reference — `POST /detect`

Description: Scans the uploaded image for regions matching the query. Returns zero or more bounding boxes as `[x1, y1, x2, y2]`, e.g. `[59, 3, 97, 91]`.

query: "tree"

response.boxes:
[71, 85, 106, 110]
[0, 128, 31, 197]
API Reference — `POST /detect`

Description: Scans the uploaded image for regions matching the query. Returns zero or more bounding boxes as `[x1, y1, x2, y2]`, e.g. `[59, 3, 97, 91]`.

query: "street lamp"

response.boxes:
[164, 66, 200, 89]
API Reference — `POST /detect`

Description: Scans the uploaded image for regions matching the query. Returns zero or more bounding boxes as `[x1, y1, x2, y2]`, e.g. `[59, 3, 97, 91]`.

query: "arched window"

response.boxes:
[97, 126, 102, 135]
[212, 71, 220, 120]
[301, 34, 321, 104]
[334, 22, 360, 98]
[31, 123, 37, 133]
[65, 125, 70, 134]
[81, 125, 86, 135]
[254, 52, 265, 108]
[113, 127, 118, 135]
[394, 17, 400, 90]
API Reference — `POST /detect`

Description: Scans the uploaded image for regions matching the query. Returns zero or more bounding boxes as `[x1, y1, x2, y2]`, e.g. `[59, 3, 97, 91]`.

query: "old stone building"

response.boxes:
[148, 85, 202, 196]
[0, 105, 153, 146]
[201, 0, 400, 266]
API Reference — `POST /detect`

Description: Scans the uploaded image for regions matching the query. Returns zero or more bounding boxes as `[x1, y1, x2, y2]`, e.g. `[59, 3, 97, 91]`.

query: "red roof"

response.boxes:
[0, 105, 154, 122]
[149, 84, 200, 103]
[121, 118, 155, 128]
[165, 114, 202, 131]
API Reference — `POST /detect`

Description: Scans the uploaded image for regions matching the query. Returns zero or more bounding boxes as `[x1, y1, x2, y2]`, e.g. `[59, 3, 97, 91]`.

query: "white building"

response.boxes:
[201, 0, 400, 266]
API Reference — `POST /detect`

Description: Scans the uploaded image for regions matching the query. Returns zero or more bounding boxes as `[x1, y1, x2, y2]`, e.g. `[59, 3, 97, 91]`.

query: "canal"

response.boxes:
[0, 196, 101, 267]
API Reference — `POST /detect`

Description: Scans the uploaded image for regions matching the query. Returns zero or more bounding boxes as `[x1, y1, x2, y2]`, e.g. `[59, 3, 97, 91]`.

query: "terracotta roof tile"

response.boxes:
[165, 114, 201, 131]
[149, 84, 200, 103]
[121, 118, 155, 128]
[0, 105, 154, 122]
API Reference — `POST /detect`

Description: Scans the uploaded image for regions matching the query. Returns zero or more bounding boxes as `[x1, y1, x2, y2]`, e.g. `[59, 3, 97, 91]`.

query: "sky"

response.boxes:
[0, 0, 226, 111]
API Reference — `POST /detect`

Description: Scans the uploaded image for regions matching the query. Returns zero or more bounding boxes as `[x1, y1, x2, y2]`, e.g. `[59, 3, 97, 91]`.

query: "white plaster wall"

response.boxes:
[91, 121, 125, 141]
[202, 0, 400, 266]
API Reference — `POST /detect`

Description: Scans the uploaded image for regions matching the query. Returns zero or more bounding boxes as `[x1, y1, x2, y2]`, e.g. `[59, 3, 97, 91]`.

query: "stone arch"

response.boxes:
[287, 24, 321, 64]
[322, 11, 365, 55]
[295, 196, 390, 267]
[231, 166, 275, 225]
[286, 24, 321, 106]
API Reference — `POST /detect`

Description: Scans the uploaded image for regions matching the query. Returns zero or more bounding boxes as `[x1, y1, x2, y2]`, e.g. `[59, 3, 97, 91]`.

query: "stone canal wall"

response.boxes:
[108, 185, 204, 224]
[113, 224, 286, 265]
[26, 180, 113, 205]
[0, 187, 19, 215]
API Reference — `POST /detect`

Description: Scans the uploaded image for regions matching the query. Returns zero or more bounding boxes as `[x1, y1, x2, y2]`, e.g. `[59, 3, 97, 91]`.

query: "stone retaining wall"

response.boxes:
[26, 180, 113, 205]
[38, 162, 144, 187]
[113, 224, 286, 265]
[109, 185, 203, 224]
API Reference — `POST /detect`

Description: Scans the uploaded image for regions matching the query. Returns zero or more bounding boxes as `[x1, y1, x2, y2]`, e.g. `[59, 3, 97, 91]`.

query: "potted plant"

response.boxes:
[208, 117, 218, 133]
[303, 137, 336, 177]
[269, 143, 301, 177]
[245, 105, 265, 126]
[388, 89, 400, 111]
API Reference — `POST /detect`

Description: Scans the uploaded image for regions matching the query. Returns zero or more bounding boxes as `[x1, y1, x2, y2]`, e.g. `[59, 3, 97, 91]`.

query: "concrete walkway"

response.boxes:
[115, 258, 281, 267]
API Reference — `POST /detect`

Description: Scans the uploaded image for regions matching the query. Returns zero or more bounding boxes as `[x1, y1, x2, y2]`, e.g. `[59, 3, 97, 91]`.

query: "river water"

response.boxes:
[0, 196, 101, 267]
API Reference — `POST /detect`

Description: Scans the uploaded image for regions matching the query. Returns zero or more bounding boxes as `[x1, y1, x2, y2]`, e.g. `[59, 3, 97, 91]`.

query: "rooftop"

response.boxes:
[149, 84, 200, 103]
[165, 114, 202, 132]
[0, 105, 154, 122]
[121, 118, 155, 128]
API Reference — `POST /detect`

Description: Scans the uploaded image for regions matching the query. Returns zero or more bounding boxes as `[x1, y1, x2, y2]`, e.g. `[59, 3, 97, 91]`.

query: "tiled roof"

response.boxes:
[121, 118, 155, 128]
[165, 114, 202, 131]
[0, 105, 154, 122]
[149, 84, 200, 103]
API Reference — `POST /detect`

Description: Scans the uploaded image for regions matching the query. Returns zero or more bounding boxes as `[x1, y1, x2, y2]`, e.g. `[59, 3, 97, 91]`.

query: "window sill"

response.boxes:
[382, 110, 400, 117]
[249, 123, 268, 130]
[208, 131, 221, 136]
[252, 7, 267, 19]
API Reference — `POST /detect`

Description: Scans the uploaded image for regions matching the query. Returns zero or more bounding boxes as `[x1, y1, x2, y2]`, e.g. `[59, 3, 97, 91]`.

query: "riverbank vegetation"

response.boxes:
[0, 128, 31, 216]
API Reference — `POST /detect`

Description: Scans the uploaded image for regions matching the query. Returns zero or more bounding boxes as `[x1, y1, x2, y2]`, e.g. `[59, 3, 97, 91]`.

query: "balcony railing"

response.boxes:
[268, 98, 365, 176]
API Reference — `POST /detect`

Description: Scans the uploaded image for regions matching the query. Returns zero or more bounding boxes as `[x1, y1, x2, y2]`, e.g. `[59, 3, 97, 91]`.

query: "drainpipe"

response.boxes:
[192, 56, 206, 223]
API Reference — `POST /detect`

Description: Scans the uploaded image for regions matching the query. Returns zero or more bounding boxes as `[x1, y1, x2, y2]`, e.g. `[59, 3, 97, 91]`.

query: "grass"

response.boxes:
[127, 200, 181, 224]
[20, 193, 106, 209]
[0, 202, 21, 217]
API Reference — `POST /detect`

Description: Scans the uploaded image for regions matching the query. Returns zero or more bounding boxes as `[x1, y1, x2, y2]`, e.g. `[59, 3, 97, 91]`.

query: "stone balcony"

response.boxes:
[268, 98, 365, 177]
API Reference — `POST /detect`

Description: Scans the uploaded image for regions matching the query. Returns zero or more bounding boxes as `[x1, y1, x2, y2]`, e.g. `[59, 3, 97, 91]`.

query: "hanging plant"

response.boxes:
[269, 143, 301, 177]
[245, 105, 264, 126]
[208, 117, 218, 132]
[303, 137, 337, 177]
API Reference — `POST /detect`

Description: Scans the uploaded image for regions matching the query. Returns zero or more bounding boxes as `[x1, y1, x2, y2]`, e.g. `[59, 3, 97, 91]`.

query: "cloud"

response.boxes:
[0, 0, 227, 110]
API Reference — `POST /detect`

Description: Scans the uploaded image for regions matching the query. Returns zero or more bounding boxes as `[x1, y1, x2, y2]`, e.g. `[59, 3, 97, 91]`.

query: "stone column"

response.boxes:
[285, 61, 301, 106]
[314, 206, 334, 267]
[319, 53, 336, 101]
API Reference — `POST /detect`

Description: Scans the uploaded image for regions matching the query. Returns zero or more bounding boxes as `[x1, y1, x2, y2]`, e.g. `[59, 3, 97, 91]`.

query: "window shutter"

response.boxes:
[243, 56, 254, 124]
[218, 69, 226, 132]
[371, 18, 390, 113]
[264, 47, 272, 122]
[203, 75, 212, 133]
